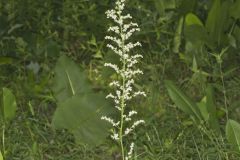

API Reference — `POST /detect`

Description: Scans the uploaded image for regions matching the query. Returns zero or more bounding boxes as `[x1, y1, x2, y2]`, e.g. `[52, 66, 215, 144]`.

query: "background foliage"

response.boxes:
[0, 0, 240, 159]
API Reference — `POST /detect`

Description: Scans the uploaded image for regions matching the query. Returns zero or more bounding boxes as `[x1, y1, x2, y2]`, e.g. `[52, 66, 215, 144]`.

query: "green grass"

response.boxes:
[1, 0, 240, 159]
[2, 86, 240, 160]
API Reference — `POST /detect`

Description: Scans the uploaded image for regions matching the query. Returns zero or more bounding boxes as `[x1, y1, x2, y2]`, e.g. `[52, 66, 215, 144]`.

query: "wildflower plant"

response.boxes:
[101, 0, 146, 159]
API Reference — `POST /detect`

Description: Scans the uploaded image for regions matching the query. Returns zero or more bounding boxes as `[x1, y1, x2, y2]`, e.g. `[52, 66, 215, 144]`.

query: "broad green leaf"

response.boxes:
[184, 25, 208, 45]
[226, 120, 240, 152]
[206, 0, 230, 46]
[52, 93, 112, 146]
[205, 85, 220, 133]
[229, 0, 240, 19]
[165, 80, 203, 122]
[206, 0, 221, 38]
[185, 13, 203, 26]
[52, 55, 91, 102]
[2, 88, 17, 121]
[0, 151, 3, 160]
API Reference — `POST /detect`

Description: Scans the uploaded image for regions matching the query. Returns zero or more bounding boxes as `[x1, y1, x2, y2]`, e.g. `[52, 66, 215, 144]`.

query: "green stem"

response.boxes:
[119, 56, 126, 160]
[2, 123, 5, 159]
[219, 62, 228, 121]
[119, 11, 126, 159]
[120, 86, 125, 160]
[119, 34, 126, 160]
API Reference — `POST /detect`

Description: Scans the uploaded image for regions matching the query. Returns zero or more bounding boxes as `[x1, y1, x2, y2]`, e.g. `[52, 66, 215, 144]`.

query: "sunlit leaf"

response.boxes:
[226, 120, 240, 152]
[2, 88, 17, 121]
[0, 151, 3, 160]
[185, 13, 203, 26]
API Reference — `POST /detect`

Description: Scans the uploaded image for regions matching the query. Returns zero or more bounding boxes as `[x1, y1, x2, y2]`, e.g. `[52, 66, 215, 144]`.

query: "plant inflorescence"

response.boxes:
[101, 0, 145, 159]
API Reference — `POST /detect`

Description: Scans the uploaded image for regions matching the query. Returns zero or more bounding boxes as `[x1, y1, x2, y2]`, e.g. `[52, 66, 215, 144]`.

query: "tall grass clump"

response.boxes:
[101, 0, 145, 159]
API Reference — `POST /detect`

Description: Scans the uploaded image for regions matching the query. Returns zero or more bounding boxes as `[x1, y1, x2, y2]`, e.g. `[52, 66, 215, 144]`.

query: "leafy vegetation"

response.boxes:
[0, 0, 240, 159]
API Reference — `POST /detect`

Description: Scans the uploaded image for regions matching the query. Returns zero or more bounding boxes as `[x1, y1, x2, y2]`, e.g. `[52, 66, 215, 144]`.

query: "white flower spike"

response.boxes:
[102, 0, 145, 160]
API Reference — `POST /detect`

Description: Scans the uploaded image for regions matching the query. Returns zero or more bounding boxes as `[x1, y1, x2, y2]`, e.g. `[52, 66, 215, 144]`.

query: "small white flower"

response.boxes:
[133, 91, 146, 97]
[106, 93, 115, 99]
[124, 120, 145, 135]
[128, 110, 137, 117]
[106, 44, 123, 56]
[105, 36, 122, 47]
[109, 81, 120, 87]
[111, 133, 119, 140]
[101, 116, 120, 127]
[123, 14, 132, 19]
[108, 26, 120, 34]
[128, 142, 134, 156]
[104, 63, 120, 73]
[123, 42, 142, 53]
[123, 22, 138, 32]
[125, 142, 134, 160]
[125, 28, 140, 40]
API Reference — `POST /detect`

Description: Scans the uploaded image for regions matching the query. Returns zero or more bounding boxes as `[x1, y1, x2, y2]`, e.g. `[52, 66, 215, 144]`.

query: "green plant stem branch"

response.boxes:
[2, 122, 5, 159]
[198, 124, 229, 160]
[119, 57, 126, 160]
[219, 61, 228, 121]
[119, 15, 126, 160]
[120, 75, 126, 160]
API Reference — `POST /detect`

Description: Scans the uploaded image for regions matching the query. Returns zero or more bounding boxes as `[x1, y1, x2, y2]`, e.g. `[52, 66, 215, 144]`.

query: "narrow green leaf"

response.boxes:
[173, 17, 183, 53]
[165, 80, 203, 122]
[2, 88, 17, 121]
[197, 97, 208, 121]
[226, 120, 240, 152]
[7, 24, 23, 34]
[228, 34, 237, 48]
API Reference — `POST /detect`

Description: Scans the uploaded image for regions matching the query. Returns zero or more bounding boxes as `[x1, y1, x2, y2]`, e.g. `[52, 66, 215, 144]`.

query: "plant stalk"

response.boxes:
[119, 26, 126, 160]
[219, 61, 228, 121]
[2, 123, 5, 159]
